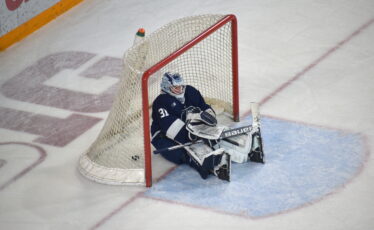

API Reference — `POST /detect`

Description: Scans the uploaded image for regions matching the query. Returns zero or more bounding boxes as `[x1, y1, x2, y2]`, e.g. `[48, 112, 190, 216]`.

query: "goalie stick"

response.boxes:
[154, 102, 264, 162]
[153, 124, 252, 154]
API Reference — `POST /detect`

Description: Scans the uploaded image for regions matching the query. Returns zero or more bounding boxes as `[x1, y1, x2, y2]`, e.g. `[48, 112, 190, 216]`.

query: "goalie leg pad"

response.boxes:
[248, 130, 265, 163]
[184, 143, 226, 179]
[186, 143, 232, 182]
[218, 133, 252, 163]
[213, 152, 231, 182]
[218, 129, 265, 164]
[185, 143, 225, 167]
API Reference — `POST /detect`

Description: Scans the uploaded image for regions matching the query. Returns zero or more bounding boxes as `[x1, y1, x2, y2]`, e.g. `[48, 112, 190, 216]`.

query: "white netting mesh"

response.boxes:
[78, 14, 236, 185]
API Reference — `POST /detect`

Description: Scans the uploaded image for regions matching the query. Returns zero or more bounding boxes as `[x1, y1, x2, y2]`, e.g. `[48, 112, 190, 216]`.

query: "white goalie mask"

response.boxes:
[161, 72, 186, 103]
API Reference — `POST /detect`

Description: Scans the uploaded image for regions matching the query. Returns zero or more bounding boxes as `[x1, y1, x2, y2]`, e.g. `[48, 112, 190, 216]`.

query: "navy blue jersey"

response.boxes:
[151, 85, 211, 145]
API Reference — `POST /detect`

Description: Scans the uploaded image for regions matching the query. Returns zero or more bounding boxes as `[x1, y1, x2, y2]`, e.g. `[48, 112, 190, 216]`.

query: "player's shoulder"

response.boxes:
[153, 93, 175, 108]
[185, 85, 200, 94]
[184, 85, 203, 99]
[185, 85, 197, 91]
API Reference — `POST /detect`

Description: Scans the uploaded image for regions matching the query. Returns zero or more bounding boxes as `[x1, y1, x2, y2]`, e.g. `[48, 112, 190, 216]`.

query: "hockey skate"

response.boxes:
[213, 152, 231, 182]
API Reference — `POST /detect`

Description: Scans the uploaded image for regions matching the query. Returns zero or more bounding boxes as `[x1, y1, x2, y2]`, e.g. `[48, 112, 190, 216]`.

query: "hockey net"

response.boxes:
[78, 14, 239, 187]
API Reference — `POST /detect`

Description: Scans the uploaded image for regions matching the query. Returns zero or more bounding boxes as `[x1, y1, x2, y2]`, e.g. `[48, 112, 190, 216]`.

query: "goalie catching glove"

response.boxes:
[185, 106, 225, 140]
[185, 106, 217, 126]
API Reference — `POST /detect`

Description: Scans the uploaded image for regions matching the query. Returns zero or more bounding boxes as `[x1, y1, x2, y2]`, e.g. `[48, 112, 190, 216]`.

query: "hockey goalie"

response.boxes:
[151, 72, 264, 182]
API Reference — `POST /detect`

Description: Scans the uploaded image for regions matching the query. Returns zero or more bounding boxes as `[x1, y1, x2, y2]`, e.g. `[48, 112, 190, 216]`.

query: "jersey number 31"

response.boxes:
[158, 108, 169, 118]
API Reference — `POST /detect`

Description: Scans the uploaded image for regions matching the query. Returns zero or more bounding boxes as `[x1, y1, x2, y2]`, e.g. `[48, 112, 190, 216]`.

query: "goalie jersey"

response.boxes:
[151, 85, 211, 147]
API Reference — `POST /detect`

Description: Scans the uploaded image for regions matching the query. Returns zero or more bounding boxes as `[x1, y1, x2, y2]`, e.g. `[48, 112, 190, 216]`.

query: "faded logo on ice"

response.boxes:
[0, 51, 122, 189]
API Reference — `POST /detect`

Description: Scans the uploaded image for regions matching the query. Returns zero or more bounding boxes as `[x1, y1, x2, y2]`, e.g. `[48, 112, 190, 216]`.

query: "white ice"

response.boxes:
[0, 0, 374, 229]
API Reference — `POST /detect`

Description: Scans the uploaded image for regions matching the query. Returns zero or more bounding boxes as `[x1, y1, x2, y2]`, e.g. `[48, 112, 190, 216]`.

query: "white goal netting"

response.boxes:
[78, 14, 238, 186]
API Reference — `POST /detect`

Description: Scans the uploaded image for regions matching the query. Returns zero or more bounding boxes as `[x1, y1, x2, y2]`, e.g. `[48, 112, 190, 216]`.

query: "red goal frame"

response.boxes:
[141, 14, 239, 187]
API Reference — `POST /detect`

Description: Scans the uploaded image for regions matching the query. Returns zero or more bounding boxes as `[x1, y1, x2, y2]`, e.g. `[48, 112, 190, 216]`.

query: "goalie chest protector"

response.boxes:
[151, 85, 211, 139]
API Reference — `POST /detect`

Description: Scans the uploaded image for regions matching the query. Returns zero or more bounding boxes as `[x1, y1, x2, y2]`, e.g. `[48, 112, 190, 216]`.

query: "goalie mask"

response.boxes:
[161, 72, 186, 104]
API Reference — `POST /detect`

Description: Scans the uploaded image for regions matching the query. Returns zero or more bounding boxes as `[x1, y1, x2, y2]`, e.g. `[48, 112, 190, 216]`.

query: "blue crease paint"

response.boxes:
[145, 117, 365, 217]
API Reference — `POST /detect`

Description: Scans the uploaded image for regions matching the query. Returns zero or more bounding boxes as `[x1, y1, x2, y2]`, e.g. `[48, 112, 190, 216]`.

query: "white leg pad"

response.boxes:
[185, 142, 225, 166]
[218, 133, 252, 163]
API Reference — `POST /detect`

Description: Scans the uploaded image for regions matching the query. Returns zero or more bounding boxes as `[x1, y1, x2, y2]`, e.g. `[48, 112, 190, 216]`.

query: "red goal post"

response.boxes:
[78, 14, 239, 187]
[142, 15, 239, 187]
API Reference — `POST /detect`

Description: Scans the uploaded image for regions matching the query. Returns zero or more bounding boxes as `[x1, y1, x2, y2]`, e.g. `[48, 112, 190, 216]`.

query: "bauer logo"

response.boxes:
[222, 126, 250, 138]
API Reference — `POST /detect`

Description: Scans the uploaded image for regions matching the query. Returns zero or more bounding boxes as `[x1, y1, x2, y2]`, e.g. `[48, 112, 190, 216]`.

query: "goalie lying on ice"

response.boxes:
[151, 72, 264, 182]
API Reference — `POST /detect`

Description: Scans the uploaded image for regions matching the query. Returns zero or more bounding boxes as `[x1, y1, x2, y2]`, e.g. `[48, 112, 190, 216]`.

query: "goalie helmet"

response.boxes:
[161, 72, 186, 103]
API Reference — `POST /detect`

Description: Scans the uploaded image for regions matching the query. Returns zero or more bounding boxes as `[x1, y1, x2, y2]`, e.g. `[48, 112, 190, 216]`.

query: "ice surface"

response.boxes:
[145, 117, 365, 217]
[0, 0, 373, 229]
